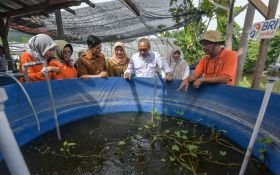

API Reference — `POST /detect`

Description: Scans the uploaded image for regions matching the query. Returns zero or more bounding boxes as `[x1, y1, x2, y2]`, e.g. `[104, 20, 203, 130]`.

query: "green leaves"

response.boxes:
[169, 156, 176, 162]
[257, 137, 273, 161]
[259, 137, 273, 144]
[180, 130, 188, 134]
[258, 148, 266, 153]
[60, 141, 77, 154]
[177, 120, 184, 126]
[172, 144, 180, 151]
[219, 151, 227, 156]
[174, 130, 189, 139]
[267, 30, 280, 70]
[63, 141, 76, 147]
[165, 129, 170, 133]
[181, 135, 188, 140]
[135, 134, 143, 140]
[175, 131, 181, 138]
[118, 141, 126, 146]
[258, 148, 267, 160]
[187, 144, 198, 151]
[174, 110, 184, 116]
[154, 115, 161, 121]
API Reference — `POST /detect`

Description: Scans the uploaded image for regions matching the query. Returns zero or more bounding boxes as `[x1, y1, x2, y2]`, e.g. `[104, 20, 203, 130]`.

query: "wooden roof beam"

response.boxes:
[122, 0, 140, 16]
[0, 2, 16, 11]
[64, 7, 76, 15]
[9, 0, 29, 8]
[248, 0, 268, 18]
[82, 0, 95, 8]
[0, 0, 81, 18]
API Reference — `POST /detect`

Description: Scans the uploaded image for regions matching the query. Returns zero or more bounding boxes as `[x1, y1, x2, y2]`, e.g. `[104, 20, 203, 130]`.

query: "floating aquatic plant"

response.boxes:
[32, 111, 269, 175]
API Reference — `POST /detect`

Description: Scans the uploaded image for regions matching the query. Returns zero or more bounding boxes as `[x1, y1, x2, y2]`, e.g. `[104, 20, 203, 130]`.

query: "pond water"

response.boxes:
[0, 112, 273, 175]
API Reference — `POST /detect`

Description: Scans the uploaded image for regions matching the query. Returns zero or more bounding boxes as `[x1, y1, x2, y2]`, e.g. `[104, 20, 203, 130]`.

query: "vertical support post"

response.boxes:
[251, 0, 279, 89]
[225, 0, 235, 50]
[0, 17, 12, 70]
[235, 3, 255, 85]
[55, 9, 64, 40]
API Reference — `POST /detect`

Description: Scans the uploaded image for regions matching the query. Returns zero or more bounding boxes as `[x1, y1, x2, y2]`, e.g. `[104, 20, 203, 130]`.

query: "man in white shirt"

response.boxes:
[124, 38, 173, 81]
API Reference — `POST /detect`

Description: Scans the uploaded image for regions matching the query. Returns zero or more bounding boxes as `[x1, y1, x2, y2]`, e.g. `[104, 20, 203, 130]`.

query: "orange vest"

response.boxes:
[19, 52, 49, 82]
[48, 59, 78, 80]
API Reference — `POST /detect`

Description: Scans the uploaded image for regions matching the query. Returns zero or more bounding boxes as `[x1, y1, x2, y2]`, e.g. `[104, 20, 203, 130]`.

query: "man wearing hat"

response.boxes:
[178, 30, 237, 91]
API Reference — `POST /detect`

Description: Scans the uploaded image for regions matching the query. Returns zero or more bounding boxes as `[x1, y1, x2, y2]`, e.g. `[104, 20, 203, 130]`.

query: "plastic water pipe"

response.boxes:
[0, 88, 30, 175]
[23, 61, 61, 140]
[22, 61, 45, 83]
[239, 59, 280, 175]
[151, 72, 158, 122]
[0, 72, 40, 131]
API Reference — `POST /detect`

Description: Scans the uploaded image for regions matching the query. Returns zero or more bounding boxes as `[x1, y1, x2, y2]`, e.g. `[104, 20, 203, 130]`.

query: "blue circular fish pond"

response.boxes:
[1, 78, 280, 174]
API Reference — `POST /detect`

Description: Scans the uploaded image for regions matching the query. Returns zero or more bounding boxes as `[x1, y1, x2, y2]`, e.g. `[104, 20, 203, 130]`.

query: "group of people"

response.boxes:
[18, 30, 238, 91]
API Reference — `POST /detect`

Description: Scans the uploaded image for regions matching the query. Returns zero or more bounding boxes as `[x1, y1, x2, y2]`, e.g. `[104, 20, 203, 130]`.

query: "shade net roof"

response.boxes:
[10, 0, 204, 43]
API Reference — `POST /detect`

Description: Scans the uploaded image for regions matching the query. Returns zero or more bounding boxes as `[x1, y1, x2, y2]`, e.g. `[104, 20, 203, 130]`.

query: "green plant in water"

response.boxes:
[60, 141, 77, 155]
[36, 111, 266, 175]
[257, 137, 273, 161]
[138, 111, 242, 174]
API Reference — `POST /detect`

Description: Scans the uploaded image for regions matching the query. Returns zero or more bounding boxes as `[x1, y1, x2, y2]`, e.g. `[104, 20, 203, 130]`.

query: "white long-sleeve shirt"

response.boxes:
[124, 51, 172, 78]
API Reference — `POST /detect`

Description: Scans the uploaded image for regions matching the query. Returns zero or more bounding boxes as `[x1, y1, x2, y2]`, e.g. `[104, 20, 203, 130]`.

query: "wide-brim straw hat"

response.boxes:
[199, 30, 224, 44]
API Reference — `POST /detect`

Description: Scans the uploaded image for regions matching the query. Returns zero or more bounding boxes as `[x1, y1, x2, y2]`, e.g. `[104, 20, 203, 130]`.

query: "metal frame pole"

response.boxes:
[0, 88, 30, 175]
[22, 61, 61, 140]
[239, 56, 280, 175]
[239, 79, 275, 175]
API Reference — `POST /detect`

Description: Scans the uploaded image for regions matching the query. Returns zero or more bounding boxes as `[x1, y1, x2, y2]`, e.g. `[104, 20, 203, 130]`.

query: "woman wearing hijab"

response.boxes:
[19, 34, 59, 82]
[107, 42, 129, 77]
[167, 46, 189, 80]
[48, 40, 78, 80]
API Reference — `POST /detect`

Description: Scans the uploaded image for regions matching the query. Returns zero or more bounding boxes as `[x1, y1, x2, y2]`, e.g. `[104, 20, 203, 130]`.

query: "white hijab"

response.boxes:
[27, 34, 57, 61]
[168, 46, 189, 80]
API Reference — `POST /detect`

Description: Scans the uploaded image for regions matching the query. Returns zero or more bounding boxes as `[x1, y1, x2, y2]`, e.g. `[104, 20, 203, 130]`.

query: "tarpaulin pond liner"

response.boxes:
[1, 78, 280, 174]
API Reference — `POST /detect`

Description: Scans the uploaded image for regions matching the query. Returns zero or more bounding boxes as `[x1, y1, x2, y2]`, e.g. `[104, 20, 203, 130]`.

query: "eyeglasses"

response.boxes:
[138, 48, 148, 52]
[200, 40, 213, 46]
[49, 48, 56, 51]
[89, 45, 102, 50]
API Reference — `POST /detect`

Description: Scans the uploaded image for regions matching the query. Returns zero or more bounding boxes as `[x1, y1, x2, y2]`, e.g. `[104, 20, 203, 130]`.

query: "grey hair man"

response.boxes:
[124, 38, 173, 81]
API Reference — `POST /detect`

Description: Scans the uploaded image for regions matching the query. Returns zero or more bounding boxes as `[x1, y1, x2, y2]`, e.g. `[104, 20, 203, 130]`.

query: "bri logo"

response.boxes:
[249, 18, 280, 40]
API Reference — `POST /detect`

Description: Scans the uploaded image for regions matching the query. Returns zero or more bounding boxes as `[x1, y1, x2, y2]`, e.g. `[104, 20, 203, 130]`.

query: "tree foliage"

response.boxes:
[167, 0, 280, 75]
[216, 7, 242, 51]
[243, 31, 280, 74]
[163, 23, 205, 64]
[266, 30, 280, 69]
[244, 40, 259, 73]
